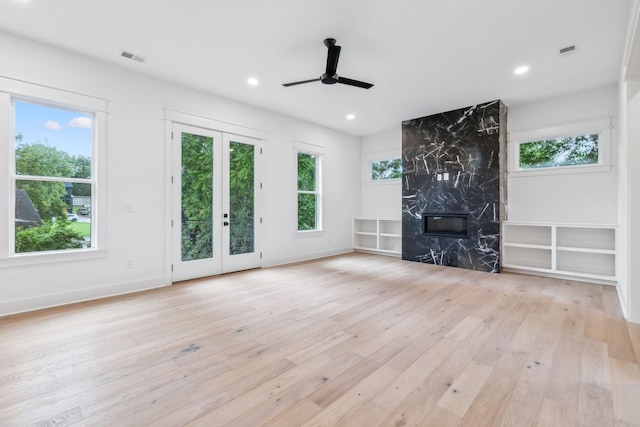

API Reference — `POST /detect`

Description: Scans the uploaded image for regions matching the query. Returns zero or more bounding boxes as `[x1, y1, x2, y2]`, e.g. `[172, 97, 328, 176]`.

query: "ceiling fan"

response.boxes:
[282, 38, 374, 89]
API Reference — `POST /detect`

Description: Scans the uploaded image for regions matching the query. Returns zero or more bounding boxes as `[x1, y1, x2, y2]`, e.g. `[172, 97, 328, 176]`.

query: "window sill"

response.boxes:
[0, 248, 106, 269]
[295, 229, 324, 237]
[509, 163, 611, 178]
[364, 178, 402, 186]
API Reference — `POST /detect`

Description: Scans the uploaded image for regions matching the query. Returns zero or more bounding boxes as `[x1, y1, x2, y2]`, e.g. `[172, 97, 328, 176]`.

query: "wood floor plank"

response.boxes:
[533, 397, 563, 427]
[419, 406, 462, 427]
[609, 357, 640, 426]
[301, 364, 399, 427]
[372, 337, 459, 412]
[0, 253, 636, 427]
[457, 349, 528, 427]
[607, 318, 638, 363]
[261, 399, 322, 427]
[219, 352, 363, 427]
[436, 360, 493, 418]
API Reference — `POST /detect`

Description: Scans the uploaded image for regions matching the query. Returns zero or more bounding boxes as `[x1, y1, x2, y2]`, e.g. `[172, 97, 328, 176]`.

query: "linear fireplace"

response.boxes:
[423, 213, 470, 238]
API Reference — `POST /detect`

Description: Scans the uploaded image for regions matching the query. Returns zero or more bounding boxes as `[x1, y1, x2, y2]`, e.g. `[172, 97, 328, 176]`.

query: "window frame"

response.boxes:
[294, 141, 323, 233]
[0, 77, 107, 267]
[363, 149, 403, 185]
[370, 158, 402, 181]
[509, 117, 612, 178]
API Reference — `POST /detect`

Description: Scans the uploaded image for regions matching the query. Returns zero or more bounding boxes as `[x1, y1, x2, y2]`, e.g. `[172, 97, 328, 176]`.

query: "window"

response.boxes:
[363, 149, 402, 184]
[509, 117, 611, 177]
[519, 134, 599, 169]
[297, 152, 321, 231]
[0, 77, 106, 264]
[371, 158, 402, 180]
[12, 101, 94, 254]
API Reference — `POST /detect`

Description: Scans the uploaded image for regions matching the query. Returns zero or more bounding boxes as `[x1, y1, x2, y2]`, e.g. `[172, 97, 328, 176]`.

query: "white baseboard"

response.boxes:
[265, 247, 354, 268]
[0, 277, 170, 317]
[501, 267, 617, 286]
[617, 285, 630, 320]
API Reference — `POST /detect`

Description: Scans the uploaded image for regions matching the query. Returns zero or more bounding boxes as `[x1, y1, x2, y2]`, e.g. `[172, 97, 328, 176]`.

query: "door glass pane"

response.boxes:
[229, 141, 255, 255]
[181, 132, 213, 261]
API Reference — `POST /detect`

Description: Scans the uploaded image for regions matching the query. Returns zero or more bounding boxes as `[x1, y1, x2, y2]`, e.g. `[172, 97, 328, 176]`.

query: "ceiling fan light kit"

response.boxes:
[283, 38, 374, 89]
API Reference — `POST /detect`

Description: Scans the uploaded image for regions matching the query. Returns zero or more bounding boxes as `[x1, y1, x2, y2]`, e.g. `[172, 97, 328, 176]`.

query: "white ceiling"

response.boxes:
[0, 0, 631, 137]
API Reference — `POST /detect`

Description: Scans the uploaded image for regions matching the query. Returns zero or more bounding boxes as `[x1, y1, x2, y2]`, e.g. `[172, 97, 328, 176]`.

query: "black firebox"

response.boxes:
[422, 213, 470, 238]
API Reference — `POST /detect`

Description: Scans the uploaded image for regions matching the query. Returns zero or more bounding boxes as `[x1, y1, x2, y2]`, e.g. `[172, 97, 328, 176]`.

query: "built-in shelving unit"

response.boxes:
[353, 217, 401, 256]
[502, 221, 617, 284]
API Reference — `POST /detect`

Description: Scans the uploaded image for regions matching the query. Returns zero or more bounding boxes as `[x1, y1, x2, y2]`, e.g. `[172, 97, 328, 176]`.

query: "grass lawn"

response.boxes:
[70, 222, 91, 238]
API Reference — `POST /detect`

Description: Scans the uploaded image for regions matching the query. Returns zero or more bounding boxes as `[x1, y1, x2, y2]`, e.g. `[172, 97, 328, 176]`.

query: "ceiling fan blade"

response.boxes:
[282, 78, 321, 87]
[326, 45, 341, 76]
[337, 77, 374, 89]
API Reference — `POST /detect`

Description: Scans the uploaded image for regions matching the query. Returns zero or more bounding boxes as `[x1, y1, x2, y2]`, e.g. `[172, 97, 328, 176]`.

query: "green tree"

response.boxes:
[15, 142, 75, 220]
[520, 134, 598, 169]
[14, 139, 86, 253]
[372, 159, 402, 180]
[15, 220, 84, 253]
[297, 153, 317, 231]
[181, 133, 214, 261]
[72, 155, 92, 196]
[229, 142, 255, 255]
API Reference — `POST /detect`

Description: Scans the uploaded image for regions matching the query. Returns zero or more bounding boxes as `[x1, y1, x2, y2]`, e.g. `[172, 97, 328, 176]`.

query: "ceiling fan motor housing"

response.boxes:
[321, 73, 338, 84]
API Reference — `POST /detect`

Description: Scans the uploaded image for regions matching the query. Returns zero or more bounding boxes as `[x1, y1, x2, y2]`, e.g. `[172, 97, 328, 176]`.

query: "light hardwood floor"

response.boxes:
[1, 253, 639, 427]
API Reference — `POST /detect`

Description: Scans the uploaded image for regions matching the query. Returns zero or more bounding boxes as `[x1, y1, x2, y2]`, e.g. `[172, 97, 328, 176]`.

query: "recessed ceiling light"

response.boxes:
[346, 114, 355, 120]
[247, 78, 259, 86]
[514, 65, 530, 75]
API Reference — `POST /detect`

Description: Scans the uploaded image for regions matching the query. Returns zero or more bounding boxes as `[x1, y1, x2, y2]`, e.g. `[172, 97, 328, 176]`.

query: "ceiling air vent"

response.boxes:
[559, 45, 577, 56]
[120, 50, 146, 63]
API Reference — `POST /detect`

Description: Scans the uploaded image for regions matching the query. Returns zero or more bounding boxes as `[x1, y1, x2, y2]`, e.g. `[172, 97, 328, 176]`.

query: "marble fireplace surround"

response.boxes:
[401, 100, 507, 273]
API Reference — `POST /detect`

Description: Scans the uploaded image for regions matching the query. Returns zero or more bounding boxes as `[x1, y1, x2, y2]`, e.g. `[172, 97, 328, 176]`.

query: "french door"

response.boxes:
[172, 123, 262, 281]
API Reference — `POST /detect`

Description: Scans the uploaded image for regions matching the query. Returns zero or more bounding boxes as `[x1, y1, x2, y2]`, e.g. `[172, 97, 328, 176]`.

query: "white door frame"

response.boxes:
[164, 110, 265, 283]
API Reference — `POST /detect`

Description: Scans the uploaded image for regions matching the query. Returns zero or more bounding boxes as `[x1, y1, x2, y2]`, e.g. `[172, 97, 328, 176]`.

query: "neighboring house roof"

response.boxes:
[15, 189, 43, 229]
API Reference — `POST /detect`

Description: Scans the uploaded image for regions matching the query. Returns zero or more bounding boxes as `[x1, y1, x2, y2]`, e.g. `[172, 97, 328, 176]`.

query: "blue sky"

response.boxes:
[14, 101, 92, 158]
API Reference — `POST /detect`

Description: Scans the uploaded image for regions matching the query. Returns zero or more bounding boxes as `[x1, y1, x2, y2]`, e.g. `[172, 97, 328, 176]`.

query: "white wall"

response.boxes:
[0, 30, 360, 315]
[618, 0, 640, 324]
[507, 85, 619, 224]
[624, 81, 640, 323]
[360, 128, 402, 218]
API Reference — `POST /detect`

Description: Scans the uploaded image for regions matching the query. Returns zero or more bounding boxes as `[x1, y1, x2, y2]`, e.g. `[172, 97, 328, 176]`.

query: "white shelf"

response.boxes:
[556, 246, 615, 254]
[503, 242, 552, 250]
[353, 217, 401, 257]
[502, 221, 617, 284]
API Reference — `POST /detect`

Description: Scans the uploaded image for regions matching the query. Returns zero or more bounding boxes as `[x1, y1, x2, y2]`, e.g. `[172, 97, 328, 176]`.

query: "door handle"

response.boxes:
[223, 221, 229, 226]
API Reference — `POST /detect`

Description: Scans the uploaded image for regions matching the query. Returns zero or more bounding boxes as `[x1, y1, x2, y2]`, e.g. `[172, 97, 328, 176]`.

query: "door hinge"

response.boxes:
[171, 220, 174, 228]
[171, 175, 174, 184]
[171, 264, 174, 272]
[260, 252, 263, 259]
[260, 217, 263, 224]
[171, 131, 174, 139]
[260, 182, 263, 189]
[260, 147, 263, 154]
